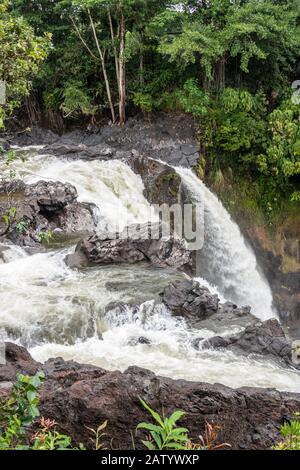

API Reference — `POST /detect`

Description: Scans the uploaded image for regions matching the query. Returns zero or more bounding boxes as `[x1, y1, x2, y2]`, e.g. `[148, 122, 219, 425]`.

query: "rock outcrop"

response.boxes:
[0, 179, 97, 247]
[159, 279, 298, 368]
[126, 153, 181, 206]
[11, 115, 199, 168]
[65, 222, 193, 273]
[160, 279, 219, 320]
[1, 342, 300, 450]
[201, 318, 296, 368]
[160, 280, 256, 329]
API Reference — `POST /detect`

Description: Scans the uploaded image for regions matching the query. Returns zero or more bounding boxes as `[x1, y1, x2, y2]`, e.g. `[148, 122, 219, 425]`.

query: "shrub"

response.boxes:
[273, 413, 300, 450]
[0, 372, 82, 450]
[137, 399, 230, 451]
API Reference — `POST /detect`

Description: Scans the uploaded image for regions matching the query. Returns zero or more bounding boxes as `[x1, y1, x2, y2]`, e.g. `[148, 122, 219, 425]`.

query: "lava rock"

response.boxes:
[41, 143, 115, 160]
[0, 179, 97, 247]
[65, 222, 192, 273]
[160, 279, 219, 320]
[0, 343, 300, 450]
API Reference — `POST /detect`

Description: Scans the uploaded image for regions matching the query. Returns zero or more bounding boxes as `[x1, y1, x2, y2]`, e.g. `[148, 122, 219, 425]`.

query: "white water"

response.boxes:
[0, 149, 298, 392]
[177, 168, 275, 321]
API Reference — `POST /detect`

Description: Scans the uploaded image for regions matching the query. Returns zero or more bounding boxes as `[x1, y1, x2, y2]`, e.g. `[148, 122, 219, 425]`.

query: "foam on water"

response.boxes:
[0, 149, 298, 392]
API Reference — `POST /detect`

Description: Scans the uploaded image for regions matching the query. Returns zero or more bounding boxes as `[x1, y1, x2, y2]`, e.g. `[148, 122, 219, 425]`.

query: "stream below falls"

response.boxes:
[0, 147, 300, 392]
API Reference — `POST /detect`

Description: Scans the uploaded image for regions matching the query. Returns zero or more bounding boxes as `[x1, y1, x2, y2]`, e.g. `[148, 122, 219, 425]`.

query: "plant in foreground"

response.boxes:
[137, 399, 230, 450]
[273, 413, 300, 450]
[0, 372, 82, 450]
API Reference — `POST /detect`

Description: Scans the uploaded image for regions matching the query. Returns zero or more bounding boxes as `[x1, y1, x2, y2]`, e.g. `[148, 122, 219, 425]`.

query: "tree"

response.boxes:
[155, 0, 300, 93]
[0, 0, 51, 127]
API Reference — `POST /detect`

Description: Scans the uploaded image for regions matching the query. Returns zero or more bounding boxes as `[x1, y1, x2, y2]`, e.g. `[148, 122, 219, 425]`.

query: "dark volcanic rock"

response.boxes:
[160, 279, 219, 320]
[0, 138, 10, 152]
[10, 127, 59, 146]
[200, 318, 298, 369]
[1, 343, 300, 450]
[41, 143, 115, 160]
[0, 179, 97, 247]
[66, 222, 192, 273]
[11, 115, 199, 168]
[126, 153, 181, 205]
[0, 343, 40, 386]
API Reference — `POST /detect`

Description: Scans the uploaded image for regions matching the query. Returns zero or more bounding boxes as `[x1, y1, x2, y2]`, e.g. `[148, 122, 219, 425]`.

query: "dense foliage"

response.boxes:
[0, 0, 50, 128]
[1, 0, 300, 212]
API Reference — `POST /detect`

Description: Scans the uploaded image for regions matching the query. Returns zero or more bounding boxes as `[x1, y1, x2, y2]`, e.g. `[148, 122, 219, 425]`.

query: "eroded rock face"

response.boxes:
[41, 143, 115, 161]
[11, 115, 198, 168]
[160, 280, 256, 329]
[126, 154, 181, 206]
[65, 222, 193, 273]
[160, 279, 219, 320]
[1, 342, 300, 450]
[0, 179, 97, 247]
[201, 318, 296, 368]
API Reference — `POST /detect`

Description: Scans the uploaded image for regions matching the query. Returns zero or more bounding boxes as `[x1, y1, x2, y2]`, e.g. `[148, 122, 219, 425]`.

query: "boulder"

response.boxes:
[160, 279, 219, 320]
[0, 179, 97, 247]
[201, 319, 296, 369]
[1, 343, 300, 450]
[65, 222, 193, 273]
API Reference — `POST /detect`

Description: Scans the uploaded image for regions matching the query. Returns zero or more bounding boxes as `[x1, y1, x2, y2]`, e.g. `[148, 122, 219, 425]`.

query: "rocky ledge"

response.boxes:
[65, 222, 193, 274]
[1, 342, 300, 450]
[0, 179, 97, 248]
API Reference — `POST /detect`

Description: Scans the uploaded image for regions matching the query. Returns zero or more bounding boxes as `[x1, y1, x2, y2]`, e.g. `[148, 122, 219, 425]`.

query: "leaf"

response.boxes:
[139, 398, 164, 427]
[150, 430, 162, 450]
[26, 390, 36, 403]
[136, 422, 163, 434]
[142, 440, 156, 451]
[168, 410, 185, 427]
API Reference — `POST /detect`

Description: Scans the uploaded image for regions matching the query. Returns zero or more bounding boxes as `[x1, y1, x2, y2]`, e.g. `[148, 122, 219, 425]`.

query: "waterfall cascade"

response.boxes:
[0, 149, 297, 392]
[176, 168, 275, 321]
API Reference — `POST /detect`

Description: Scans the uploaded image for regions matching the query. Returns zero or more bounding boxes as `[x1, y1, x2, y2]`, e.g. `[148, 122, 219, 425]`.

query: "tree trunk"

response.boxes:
[216, 55, 226, 91]
[88, 9, 116, 124]
[108, 8, 120, 85]
[139, 50, 144, 87]
[118, 12, 126, 126]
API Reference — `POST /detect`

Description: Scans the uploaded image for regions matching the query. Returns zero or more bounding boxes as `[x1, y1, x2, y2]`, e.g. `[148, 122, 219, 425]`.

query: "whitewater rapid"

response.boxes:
[0, 148, 298, 392]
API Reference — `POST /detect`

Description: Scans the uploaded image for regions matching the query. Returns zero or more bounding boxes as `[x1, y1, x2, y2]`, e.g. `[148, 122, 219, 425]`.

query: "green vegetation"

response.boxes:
[0, 0, 51, 128]
[1, 372, 229, 451]
[4, 373, 299, 451]
[1, 0, 300, 217]
[273, 413, 300, 450]
[137, 398, 230, 451]
[0, 371, 83, 450]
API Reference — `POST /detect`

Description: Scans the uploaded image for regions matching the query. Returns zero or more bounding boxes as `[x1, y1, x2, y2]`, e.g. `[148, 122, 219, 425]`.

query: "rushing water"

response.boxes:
[177, 168, 275, 321]
[0, 148, 299, 392]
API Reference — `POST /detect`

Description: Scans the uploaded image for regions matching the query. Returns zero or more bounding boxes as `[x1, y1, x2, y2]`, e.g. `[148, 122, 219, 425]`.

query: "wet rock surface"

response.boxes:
[0, 179, 97, 247]
[1, 342, 300, 450]
[200, 318, 297, 368]
[10, 115, 199, 168]
[66, 222, 193, 273]
[126, 153, 181, 205]
[160, 280, 256, 328]
[160, 279, 219, 320]
[159, 279, 299, 369]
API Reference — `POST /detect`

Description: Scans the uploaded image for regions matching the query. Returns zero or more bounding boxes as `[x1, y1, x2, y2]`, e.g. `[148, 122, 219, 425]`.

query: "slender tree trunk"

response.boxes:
[118, 11, 126, 126]
[139, 50, 144, 87]
[88, 9, 116, 123]
[216, 55, 226, 91]
[108, 8, 120, 85]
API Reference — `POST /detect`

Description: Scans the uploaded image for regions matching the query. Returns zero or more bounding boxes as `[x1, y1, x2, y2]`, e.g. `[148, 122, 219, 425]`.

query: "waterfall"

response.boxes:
[1, 149, 297, 392]
[176, 167, 275, 321]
